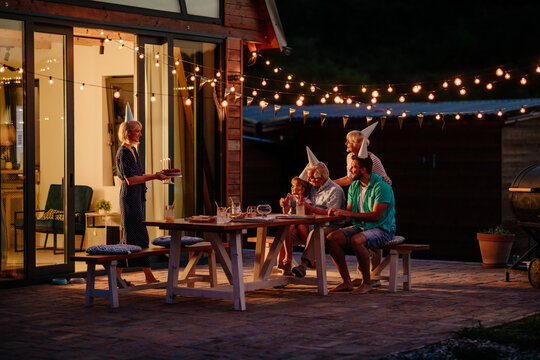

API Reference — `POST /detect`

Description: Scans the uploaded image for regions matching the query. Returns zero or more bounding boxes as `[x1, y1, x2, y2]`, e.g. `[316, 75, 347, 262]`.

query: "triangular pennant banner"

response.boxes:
[224, 88, 231, 96]
[303, 110, 309, 124]
[398, 116, 404, 129]
[342, 115, 349, 128]
[246, 97, 254, 108]
[380, 116, 386, 130]
[289, 108, 296, 122]
[366, 116, 373, 125]
[274, 105, 281, 118]
[199, 77, 208, 89]
[418, 113, 424, 128]
[234, 92, 241, 101]
[321, 113, 327, 126]
[261, 101, 268, 112]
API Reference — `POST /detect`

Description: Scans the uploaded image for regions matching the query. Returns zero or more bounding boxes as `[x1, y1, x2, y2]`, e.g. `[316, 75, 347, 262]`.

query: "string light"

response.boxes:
[333, 86, 339, 92]
[240, 76, 245, 82]
[520, 77, 527, 85]
[474, 77, 481, 84]
[504, 72, 511, 80]
[386, 108, 392, 115]
[216, 71, 221, 78]
[486, 83, 493, 90]
[401, 111, 406, 117]
[334, 95, 342, 104]
[536, 65, 540, 73]
[190, 75, 195, 81]
[261, 79, 267, 86]
[477, 112, 483, 119]
[151, 93, 156, 102]
[371, 90, 379, 98]
[285, 83, 290, 89]
[496, 67, 504, 76]
[497, 109, 503, 116]
[155, 60, 159, 67]
[252, 90, 258, 96]
[300, 81, 305, 87]
[195, 66, 200, 72]
[79, 83, 85, 90]
[0, 65, 4, 72]
[371, 97, 377, 104]
[399, 96, 405, 103]
[155, 53, 159, 59]
[18, 68, 23, 73]
[172, 68, 177, 74]
[175, 60, 180, 66]
[139, 53, 144, 59]
[361, 87, 367, 93]
[296, 98, 303, 106]
[387, 86, 393, 93]
[412, 85, 421, 93]
[346, 98, 352, 104]
[435, 113, 441, 120]
[455, 113, 461, 120]
[442, 81, 449, 88]
[210, 81, 216, 87]
[185, 98, 192, 106]
[325, 93, 330, 98]
[49, 76, 53, 84]
[114, 89, 120, 98]
[221, 100, 228, 107]
[265, 60, 270, 65]
[259, 100, 267, 107]
[274, 93, 280, 100]
[366, 105, 372, 110]
[287, 75, 292, 81]
[520, 106, 526, 113]
[310, 85, 316, 92]
[428, 93, 435, 100]
[320, 97, 326, 103]
[355, 103, 360, 108]
[460, 88, 467, 95]
[454, 77, 462, 86]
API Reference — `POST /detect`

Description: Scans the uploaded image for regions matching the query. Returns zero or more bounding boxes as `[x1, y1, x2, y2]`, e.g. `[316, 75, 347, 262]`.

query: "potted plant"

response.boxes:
[95, 199, 111, 214]
[477, 225, 515, 268]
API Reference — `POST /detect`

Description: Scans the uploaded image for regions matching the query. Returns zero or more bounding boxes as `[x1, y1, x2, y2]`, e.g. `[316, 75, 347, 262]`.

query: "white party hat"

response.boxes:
[298, 165, 309, 181]
[358, 138, 369, 159]
[125, 102, 135, 122]
[360, 121, 378, 138]
[306, 146, 320, 167]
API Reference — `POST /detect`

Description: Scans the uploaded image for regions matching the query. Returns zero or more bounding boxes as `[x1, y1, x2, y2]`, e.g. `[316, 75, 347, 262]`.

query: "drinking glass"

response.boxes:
[247, 206, 257, 217]
[217, 206, 230, 223]
[165, 205, 175, 222]
[256, 204, 272, 217]
[228, 205, 243, 219]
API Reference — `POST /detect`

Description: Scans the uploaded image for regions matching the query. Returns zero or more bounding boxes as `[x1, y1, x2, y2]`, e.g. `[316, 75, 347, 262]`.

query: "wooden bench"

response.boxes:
[70, 242, 222, 308]
[371, 243, 430, 292]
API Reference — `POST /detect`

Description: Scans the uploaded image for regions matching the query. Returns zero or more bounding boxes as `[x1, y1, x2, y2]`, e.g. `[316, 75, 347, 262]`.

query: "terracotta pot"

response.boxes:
[477, 233, 515, 268]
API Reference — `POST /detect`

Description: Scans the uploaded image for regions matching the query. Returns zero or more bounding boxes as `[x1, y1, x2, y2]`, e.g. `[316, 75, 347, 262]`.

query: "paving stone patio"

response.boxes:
[1, 250, 539, 359]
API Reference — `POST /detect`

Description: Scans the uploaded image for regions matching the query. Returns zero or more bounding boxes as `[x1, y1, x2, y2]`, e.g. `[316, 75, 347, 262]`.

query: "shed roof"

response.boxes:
[243, 98, 540, 124]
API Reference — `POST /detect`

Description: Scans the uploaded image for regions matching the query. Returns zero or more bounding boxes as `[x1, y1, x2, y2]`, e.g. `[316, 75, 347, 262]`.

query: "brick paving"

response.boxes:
[1, 251, 539, 360]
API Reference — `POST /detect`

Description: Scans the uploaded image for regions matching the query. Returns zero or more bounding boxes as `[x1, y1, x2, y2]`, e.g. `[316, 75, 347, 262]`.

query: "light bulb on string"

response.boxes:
[455, 113, 461, 120]
[261, 79, 267, 86]
[435, 113, 441, 120]
[299, 95, 305, 101]
[333, 86, 339, 92]
[155, 60, 159, 67]
[355, 103, 360, 108]
[387, 86, 393, 93]
[119, 44, 124, 50]
[210, 81, 216, 87]
[346, 98, 352, 104]
[175, 60, 180, 66]
[459, 88, 467, 95]
[79, 83, 85, 91]
[273, 68, 279, 74]
[0, 66, 4, 72]
[190, 75, 195, 81]
[285, 83, 290, 89]
[454, 77, 462, 86]
[240, 76, 245, 82]
[151, 93, 156, 102]
[259, 100, 266, 107]
[386, 108, 391, 115]
[139, 53, 144, 59]
[310, 85, 316, 92]
[366, 105, 372, 110]
[442, 81, 449, 88]
[172, 69, 177, 75]
[505, 72, 511, 80]
[155, 53, 159, 59]
[252, 90, 258, 96]
[401, 111, 407, 117]
[474, 77, 481, 84]
[320, 97, 326, 103]
[274, 93, 280, 100]
[185, 98, 192, 106]
[230, 86, 236, 93]
[114, 89, 120, 98]
[477, 112, 483, 119]
[221, 100, 228, 107]
[49, 76, 53, 84]
[287, 75, 292, 81]
[399, 96, 405, 103]
[520, 106, 526, 113]
[371, 97, 377, 104]
[412, 85, 421, 93]
[428, 93, 435, 100]
[371, 90, 379, 98]
[265, 60, 270, 65]
[486, 83, 493, 90]
[520, 77, 527, 85]
[334, 95, 341, 104]
[536, 65, 540, 73]
[251, 51, 257, 58]
[194, 66, 200, 72]
[18, 67, 23, 73]
[496, 67, 504, 76]
[100, 30, 104, 36]
[361, 87, 367, 93]
[135, 46, 139, 51]
[216, 71, 221, 78]
[300, 81, 305, 87]
[296, 98, 303, 106]
[497, 110, 503, 116]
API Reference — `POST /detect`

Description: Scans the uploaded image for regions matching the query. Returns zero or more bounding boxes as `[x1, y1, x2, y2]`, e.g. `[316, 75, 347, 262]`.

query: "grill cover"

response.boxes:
[509, 164, 540, 223]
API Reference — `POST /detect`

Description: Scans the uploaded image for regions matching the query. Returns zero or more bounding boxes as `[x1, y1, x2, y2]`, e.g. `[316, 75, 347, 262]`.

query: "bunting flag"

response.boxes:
[380, 116, 386, 129]
[199, 77, 208, 89]
[261, 101, 268, 112]
[342, 115, 349, 128]
[234, 92, 241, 101]
[274, 105, 281, 118]
[224, 88, 231, 96]
[366, 116, 373, 125]
[303, 110, 309, 124]
[246, 96, 254, 108]
[417, 113, 424, 128]
[289, 108, 296, 122]
[398, 116, 404, 129]
[321, 113, 327, 126]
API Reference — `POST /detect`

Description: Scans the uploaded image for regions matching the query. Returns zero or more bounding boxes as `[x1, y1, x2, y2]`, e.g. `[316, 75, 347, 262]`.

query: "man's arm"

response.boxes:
[330, 203, 388, 222]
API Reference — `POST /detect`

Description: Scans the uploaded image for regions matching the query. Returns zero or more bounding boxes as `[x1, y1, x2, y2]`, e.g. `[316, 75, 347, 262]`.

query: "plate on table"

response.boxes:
[185, 215, 216, 223]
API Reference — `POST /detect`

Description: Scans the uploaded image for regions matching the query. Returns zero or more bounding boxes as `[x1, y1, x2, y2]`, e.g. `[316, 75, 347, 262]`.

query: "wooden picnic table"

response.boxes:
[143, 214, 343, 311]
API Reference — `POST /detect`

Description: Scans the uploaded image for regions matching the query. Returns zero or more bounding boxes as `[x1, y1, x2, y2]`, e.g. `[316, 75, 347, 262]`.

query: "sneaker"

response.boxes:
[278, 261, 293, 276]
[291, 264, 307, 278]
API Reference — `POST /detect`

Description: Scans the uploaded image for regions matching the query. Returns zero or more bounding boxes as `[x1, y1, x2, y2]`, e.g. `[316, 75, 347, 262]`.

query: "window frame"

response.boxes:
[41, 0, 223, 24]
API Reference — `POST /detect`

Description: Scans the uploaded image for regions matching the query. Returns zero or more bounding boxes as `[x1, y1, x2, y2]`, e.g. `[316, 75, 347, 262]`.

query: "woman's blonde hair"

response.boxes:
[346, 130, 370, 146]
[118, 120, 142, 144]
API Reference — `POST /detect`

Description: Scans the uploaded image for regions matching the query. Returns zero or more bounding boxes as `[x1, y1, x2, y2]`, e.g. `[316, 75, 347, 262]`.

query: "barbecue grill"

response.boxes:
[506, 163, 540, 288]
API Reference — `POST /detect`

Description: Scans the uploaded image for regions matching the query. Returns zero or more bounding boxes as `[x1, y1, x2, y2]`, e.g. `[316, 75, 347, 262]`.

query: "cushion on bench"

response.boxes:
[152, 235, 204, 248]
[384, 235, 406, 247]
[86, 244, 142, 255]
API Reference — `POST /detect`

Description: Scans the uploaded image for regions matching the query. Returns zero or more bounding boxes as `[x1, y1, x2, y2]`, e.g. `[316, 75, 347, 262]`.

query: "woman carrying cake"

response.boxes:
[115, 118, 171, 285]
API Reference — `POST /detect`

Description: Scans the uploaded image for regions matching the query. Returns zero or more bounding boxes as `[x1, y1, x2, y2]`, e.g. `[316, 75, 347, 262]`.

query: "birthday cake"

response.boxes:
[162, 168, 182, 177]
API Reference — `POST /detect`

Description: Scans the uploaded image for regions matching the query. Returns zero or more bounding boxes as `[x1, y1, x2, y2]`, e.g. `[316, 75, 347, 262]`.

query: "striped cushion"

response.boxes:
[86, 244, 142, 254]
[385, 235, 406, 246]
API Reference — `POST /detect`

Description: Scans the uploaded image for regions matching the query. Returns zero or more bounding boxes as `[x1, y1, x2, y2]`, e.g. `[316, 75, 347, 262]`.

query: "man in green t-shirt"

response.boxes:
[327, 153, 396, 294]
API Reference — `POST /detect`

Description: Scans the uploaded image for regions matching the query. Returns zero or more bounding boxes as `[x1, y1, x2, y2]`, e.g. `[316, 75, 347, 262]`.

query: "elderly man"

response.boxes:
[327, 143, 396, 294]
[290, 161, 346, 277]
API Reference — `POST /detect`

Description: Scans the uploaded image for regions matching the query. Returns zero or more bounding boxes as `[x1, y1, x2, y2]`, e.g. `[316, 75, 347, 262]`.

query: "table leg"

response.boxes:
[313, 224, 328, 295]
[107, 260, 119, 308]
[85, 262, 95, 307]
[206, 232, 233, 284]
[229, 230, 246, 311]
[259, 226, 287, 280]
[253, 227, 267, 280]
[166, 231, 182, 304]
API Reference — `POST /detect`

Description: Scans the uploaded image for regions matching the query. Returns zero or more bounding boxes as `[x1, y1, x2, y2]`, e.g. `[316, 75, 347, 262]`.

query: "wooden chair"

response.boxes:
[14, 184, 93, 253]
